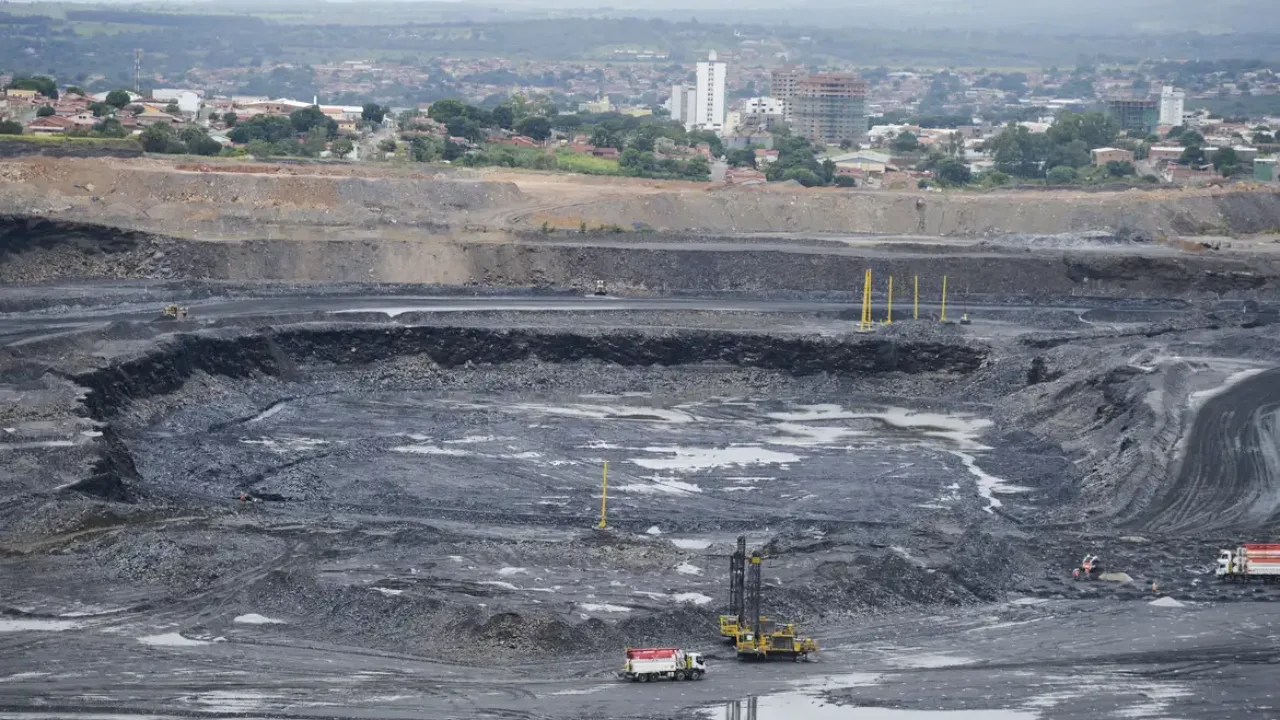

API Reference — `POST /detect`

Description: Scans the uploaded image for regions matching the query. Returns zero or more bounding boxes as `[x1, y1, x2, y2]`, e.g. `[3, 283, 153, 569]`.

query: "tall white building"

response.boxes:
[668, 83, 697, 129]
[695, 50, 727, 133]
[1159, 86, 1186, 127]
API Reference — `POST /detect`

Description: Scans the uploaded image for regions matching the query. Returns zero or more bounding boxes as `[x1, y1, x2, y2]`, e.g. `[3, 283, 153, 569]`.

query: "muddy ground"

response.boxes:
[2, 279, 1279, 720]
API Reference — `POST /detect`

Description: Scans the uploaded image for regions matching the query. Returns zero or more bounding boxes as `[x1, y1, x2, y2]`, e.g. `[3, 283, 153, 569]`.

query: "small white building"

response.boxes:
[152, 89, 202, 114]
[1159, 86, 1186, 127]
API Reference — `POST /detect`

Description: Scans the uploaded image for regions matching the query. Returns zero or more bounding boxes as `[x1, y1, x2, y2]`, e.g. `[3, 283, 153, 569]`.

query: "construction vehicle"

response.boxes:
[617, 647, 706, 682]
[161, 305, 189, 320]
[1217, 543, 1280, 582]
[733, 552, 817, 661]
[1073, 554, 1102, 581]
[593, 280, 608, 296]
[718, 536, 748, 640]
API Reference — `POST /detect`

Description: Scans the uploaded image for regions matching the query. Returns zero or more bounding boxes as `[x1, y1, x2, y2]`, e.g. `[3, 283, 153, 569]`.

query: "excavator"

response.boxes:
[718, 536, 817, 660]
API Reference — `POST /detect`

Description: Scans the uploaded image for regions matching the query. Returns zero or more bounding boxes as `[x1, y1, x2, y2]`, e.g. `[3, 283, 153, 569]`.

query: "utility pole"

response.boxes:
[914, 275, 919, 320]
[133, 48, 142, 95]
[886, 275, 893, 324]
[940, 275, 948, 322]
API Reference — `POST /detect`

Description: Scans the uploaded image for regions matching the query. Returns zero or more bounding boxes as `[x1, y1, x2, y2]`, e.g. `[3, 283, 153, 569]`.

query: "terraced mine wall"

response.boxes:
[4, 217, 1280, 298]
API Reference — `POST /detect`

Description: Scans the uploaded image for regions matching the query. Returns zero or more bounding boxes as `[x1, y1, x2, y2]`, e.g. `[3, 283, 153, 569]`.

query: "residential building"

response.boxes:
[1091, 147, 1135, 166]
[669, 84, 693, 128]
[1159, 86, 1185, 127]
[152, 89, 202, 114]
[743, 97, 784, 117]
[722, 131, 774, 150]
[135, 106, 179, 126]
[695, 50, 727, 132]
[791, 73, 868, 147]
[1148, 146, 1186, 164]
[24, 115, 74, 135]
[770, 67, 805, 123]
[1107, 99, 1158, 136]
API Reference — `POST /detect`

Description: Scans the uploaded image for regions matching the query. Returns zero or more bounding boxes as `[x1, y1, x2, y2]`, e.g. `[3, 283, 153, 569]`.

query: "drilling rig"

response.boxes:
[717, 537, 817, 660]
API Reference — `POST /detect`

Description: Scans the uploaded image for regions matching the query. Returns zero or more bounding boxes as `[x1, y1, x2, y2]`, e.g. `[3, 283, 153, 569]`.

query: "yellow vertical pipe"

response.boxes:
[598, 461, 608, 529]
[940, 275, 948, 322]
[886, 276, 893, 324]
[914, 275, 919, 320]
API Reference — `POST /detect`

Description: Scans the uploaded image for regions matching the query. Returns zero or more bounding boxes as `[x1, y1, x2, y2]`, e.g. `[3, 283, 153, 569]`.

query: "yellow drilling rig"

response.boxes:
[717, 536, 817, 661]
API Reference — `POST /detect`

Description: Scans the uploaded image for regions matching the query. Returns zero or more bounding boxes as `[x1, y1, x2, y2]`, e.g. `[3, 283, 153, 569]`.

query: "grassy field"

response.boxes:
[553, 150, 620, 175]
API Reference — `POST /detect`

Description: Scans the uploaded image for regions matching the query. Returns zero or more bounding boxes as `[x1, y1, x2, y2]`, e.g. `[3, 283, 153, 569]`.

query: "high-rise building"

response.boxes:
[770, 67, 804, 123]
[1159, 86, 1186, 127]
[791, 73, 868, 147]
[1107, 99, 1159, 136]
[695, 50, 727, 132]
[669, 84, 690, 127]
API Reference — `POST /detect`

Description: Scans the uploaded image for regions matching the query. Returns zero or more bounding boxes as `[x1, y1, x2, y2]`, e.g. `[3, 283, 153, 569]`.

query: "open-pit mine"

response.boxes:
[2, 157, 1280, 720]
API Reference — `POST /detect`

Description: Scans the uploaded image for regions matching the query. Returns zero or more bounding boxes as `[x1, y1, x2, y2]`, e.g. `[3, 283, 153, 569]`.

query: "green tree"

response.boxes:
[891, 131, 920, 152]
[988, 123, 1048, 177]
[833, 175, 857, 187]
[1046, 165, 1078, 184]
[361, 103, 387, 124]
[246, 139, 272, 159]
[164, 102, 181, 115]
[782, 167, 822, 186]
[186, 134, 223, 156]
[377, 138, 397, 153]
[446, 117, 484, 144]
[427, 99, 468, 124]
[89, 102, 111, 118]
[36, 105, 55, 117]
[139, 124, 185, 154]
[1047, 111, 1118, 149]
[93, 118, 126, 138]
[619, 148, 655, 174]
[0, 120, 23, 135]
[589, 124, 625, 150]
[1178, 130, 1204, 148]
[331, 137, 355, 158]
[301, 127, 329, 157]
[690, 130, 723, 157]
[7, 76, 58, 100]
[726, 148, 757, 168]
[291, 106, 337, 135]
[222, 111, 238, 127]
[1212, 147, 1239, 175]
[1180, 145, 1206, 165]
[933, 156, 972, 185]
[228, 116, 296, 144]
[104, 89, 132, 109]
[1044, 139, 1091, 169]
[515, 116, 552, 141]
[1106, 160, 1135, 177]
[684, 155, 711, 180]
[490, 105, 515, 130]
[64, 86, 85, 97]
[407, 136, 440, 162]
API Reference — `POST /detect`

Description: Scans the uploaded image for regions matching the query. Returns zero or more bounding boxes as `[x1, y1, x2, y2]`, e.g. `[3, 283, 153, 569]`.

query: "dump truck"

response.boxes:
[618, 647, 707, 682]
[1217, 543, 1280, 582]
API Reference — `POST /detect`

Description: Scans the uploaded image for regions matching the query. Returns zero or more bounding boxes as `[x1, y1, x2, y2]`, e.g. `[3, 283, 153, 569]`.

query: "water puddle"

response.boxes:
[627, 446, 800, 471]
[0, 619, 81, 632]
[707, 696, 1033, 720]
[671, 538, 713, 550]
[137, 632, 212, 647]
[232, 614, 284, 625]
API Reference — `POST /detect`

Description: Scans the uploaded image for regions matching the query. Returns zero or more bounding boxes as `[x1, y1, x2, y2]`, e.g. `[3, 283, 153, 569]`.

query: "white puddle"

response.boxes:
[578, 603, 631, 613]
[0, 619, 81, 632]
[0, 440, 78, 451]
[948, 451, 1030, 513]
[628, 446, 800, 472]
[675, 561, 704, 576]
[478, 581, 519, 591]
[233, 613, 284, 625]
[0, 672, 49, 683]
[671, 538, 713, 550]
[239, 437, 329, 453]
[137, 632, 210, 647]
[498, 567, 529, 576]
[1149, 597, 1186, 608]
[392, 444, 472, 456]
[646, 526, 663, 535]
[247, 402, 288, 423]
[509, 402, 696, 424]
[884, 653, 976, 669]
[614, 477, 703, 495]
[671, 592, 713, 605]
[373, 587, 404, 596]
[767, 423, 868, 446]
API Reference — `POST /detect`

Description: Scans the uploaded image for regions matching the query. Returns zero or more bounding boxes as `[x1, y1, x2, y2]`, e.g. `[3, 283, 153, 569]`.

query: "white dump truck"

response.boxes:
[618, 647, 707, 682]
[1216, 543, 1280, 582]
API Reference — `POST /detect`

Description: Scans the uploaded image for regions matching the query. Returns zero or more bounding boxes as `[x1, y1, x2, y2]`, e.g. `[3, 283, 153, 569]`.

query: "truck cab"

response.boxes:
[1216, 549, 1237, 577]
[686, 652, 707, 673]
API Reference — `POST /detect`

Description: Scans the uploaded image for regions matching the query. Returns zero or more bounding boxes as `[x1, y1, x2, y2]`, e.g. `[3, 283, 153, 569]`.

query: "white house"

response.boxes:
[152, 89, 202, 115]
